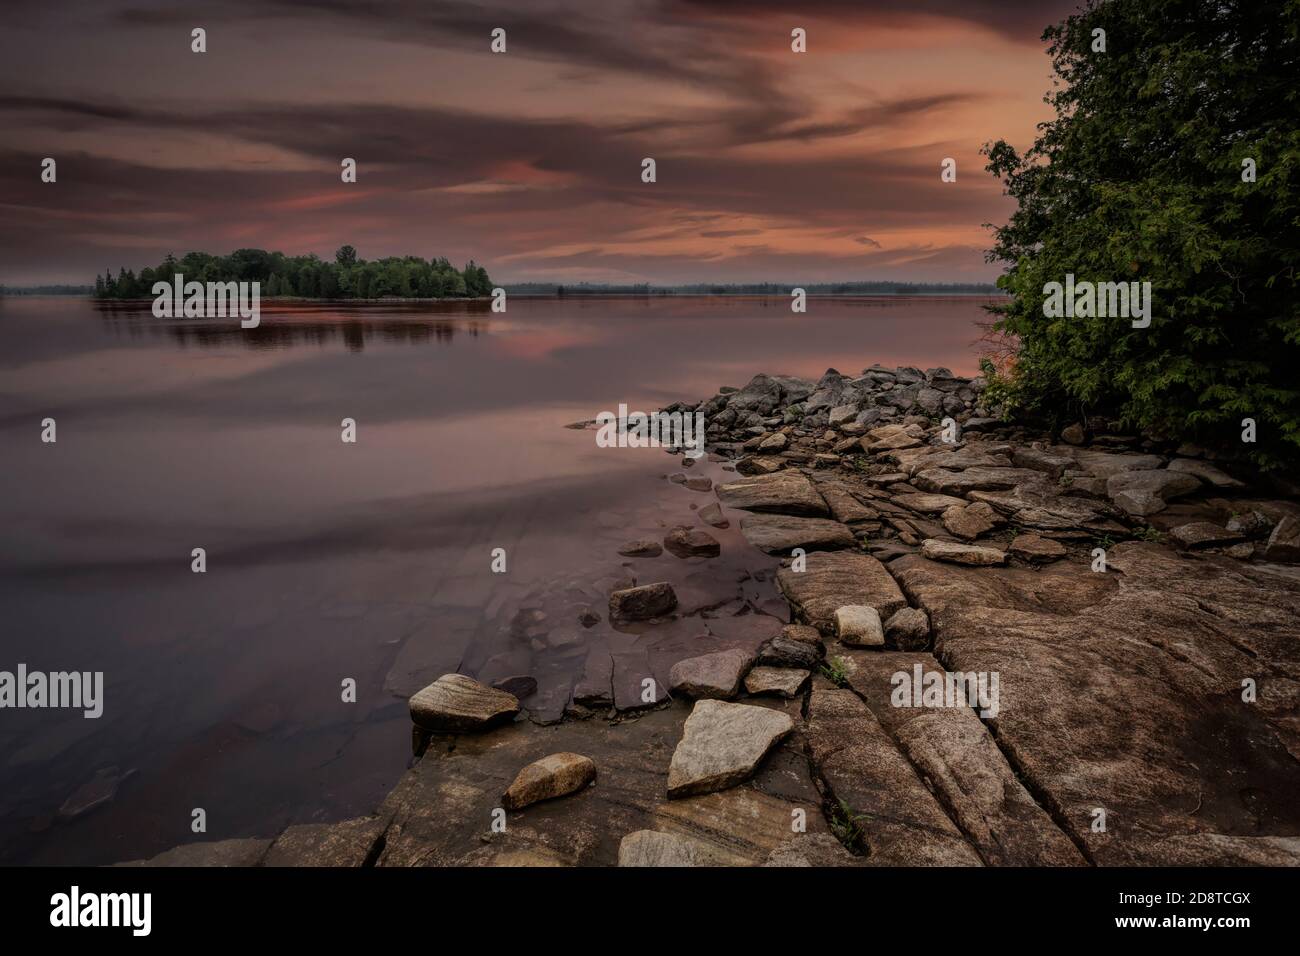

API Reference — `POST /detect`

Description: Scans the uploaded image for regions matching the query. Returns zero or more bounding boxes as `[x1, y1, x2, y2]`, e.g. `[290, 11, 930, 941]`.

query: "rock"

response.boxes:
[942, 501, 1000, 540]
[117, 838, 273, 868]
[264, 816, 390, 867]
[684, 476, 713, 492]
[817, 484, 878, 523]
[1011, 447, 1076, 479]
[503, 753, 597, 810]
[58, 766, 137, 821]
[1060, 423, 1086, 445]
[777, 551, 907, 633]
[734, 456, 785, 476]
[1106, 469, 1202, 502]
[609, 582, 677, 621]
[490, 675, 538, 699]
[916, 387, 945, 415]
[739, 514, 856, 553]
[409, 674, 520, 733]
[1111, 488, 1166, 517]
[1007, 533, 1067, 562]
[698, 502, 729, 528]
[1167, 458, 1245, 489]
[805, 688, 981, 865]
[1226, 542, 1255, 560]
[1227, 510, 1273, 538]
[920, 539, 1007, 566]
[883, 607, 930, 650]
[758, 432, 788, 453]
[664, 527, 721, 559]
[1168, 522, 1246, 550]
[834, 605, 885, 647]
[618, 538, 663, 557]
[762, 833, 863, 867]
[1264, 515, 1300, 562]
[892, 492, 967, 514]
[667, 700, 794, 798]
[828, 404, 858, 426]
[668, 648, 755, 699]
[715, 471, 829, 516]
[1071, 449, 1163, 479]
[744, 666, 810, 698]
[912, 466, 1043, 495]
[756, 633, 821, 669]
[617, 829, 716, 867]
[888, 544, 1300, 865]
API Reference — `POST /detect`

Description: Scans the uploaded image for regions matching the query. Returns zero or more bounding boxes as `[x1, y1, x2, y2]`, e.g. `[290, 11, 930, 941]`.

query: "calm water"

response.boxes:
[0, 294, 992, 864]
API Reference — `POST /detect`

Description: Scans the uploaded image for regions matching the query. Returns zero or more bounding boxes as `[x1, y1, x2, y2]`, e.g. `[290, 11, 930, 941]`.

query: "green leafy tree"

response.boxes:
[335, 245, 358, 268]
[983, 0, 1299, 467]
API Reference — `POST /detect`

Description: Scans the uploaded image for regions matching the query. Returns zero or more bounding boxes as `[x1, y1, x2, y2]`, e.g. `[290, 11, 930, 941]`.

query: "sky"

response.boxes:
[0, 0, 1080, 286]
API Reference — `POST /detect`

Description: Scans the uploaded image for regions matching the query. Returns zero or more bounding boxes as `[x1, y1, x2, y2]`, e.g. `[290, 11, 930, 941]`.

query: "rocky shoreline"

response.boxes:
[120, 365, 1300, 867]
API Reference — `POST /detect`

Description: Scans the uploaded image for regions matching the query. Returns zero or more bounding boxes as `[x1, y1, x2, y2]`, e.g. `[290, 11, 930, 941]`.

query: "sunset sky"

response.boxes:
[1, 0, 1078, 286]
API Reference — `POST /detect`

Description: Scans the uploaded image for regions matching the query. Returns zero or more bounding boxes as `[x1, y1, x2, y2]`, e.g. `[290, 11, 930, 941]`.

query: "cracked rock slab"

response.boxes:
[778, 551, 907, 633]
[715, 471, 829, 517]
[667, 700, 794, 798]
[739, 513, 855, 553]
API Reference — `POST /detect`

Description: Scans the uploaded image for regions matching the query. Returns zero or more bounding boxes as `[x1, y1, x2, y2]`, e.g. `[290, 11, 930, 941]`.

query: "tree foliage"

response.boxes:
[983, 0, 1299, 467]
[94, 247, 493, 301]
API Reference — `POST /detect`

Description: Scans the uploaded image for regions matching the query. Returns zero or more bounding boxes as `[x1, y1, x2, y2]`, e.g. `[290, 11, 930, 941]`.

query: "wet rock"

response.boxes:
[715, 471, 829, 516]
[684, 476, 714, 492]
[410, 674, 520, 733]
[1167, 458, 1245, 489]
[698, 502, 729, 528]
[942, 501, 1000, 540]
[264, 816, 390, 867]
[491, 675, 538, 699]
[664, 526, 722, 559]
[503, 753, 597, 810]
[777, 551, 907, 633]
[834, 605, 884, 647]
[572, 650, 614, 708]
[58, 766, 137, 821]
[609, 582, 677, 621]
[618, 538, 663, 557]
[739, 514, 856, 553]
[667, 700, 794, 798]
[744, 666, 809, 698]
[668, 648, 755, 700]
[921, 538, 1007, 566]
[883, 607, 930, 649]
[1007, 533, 1067, 562]
[1168, 521, 1245, 550]
[1265, 515, 1300, 562]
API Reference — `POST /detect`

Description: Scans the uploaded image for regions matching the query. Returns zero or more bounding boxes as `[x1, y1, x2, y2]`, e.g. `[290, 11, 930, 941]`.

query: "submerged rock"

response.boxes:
[609, 582, 677, 621]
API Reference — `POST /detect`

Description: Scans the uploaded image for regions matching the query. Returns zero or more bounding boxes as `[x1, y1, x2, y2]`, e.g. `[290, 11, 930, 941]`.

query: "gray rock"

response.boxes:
[1106, 469, 1202, 501]
[1167, 458, 1245, 489]
[609, 582, 678, 621]
[617, 829, 716, 866]
[668, 648, 755, 699]
[503, 753, 597, 810]
[1112, 489, 1167, 517]
[409, 674, 520, 733]
[667, 700, 794, 798]
[491, 675, 538, 699]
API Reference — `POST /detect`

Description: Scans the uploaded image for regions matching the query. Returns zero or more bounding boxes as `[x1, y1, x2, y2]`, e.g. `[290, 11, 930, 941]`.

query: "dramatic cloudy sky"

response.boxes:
[0, 0, 1079, 286]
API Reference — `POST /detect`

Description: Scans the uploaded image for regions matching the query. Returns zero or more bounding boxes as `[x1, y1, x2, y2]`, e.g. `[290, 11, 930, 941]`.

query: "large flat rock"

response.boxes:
[715, 471, 830, 517]
[409, 674, 520, 733]
[889, 544, 1300, 865]
[777, 551, 907, 633]
[739, 514, 855, 553]
[666, 700, 794, 798]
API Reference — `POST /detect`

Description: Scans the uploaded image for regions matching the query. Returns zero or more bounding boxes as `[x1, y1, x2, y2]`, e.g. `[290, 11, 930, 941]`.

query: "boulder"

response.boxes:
[1168, 522, 1246, 550]
[409, 674, 520, 733]
[1106, 469, 1202, 502]
[664, 527, 721, 559]
[667, 700, 794, 798]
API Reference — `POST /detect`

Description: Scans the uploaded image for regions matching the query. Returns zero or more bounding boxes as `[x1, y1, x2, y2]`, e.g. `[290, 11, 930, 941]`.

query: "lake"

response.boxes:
[0, 294, 995, 864]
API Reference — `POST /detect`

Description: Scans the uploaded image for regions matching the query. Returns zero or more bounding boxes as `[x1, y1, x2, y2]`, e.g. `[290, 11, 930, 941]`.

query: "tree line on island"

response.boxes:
[93, 246, 493, 300]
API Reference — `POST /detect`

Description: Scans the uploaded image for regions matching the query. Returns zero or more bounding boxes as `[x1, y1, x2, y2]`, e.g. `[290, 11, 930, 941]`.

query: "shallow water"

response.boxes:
[0, 294, 994, 864]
